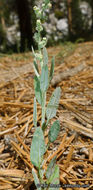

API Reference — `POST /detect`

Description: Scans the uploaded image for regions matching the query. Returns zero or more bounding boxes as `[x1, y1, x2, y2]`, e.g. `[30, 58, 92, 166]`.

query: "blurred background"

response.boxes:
[0, 0, 93, 53]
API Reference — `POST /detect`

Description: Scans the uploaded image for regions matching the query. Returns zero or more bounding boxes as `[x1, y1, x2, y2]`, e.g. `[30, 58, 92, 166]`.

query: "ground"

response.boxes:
[0, 42, 93, 190]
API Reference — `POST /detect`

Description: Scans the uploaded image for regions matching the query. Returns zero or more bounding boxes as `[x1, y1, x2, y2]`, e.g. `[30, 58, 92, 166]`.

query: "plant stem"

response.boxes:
[41, 91, 46, 127]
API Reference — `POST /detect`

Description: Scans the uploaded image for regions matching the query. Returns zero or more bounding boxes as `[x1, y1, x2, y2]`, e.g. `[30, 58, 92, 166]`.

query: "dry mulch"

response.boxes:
[0, 42, 93, 190]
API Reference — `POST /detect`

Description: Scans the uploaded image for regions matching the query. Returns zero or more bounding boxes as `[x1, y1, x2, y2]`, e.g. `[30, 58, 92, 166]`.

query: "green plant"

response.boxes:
[30, 1, 61, 189]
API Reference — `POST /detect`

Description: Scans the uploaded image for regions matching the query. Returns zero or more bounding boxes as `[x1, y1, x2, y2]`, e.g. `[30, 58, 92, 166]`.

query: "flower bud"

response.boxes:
[36, 20, 43, 32]
[38, 10, 42, 17]
[48, 3, 52, 8]
[43, 37, 47, 46]
[33, 6, 41, 18]
[37, 19, 41, 24]
[43, 37, 47, 41]
[42, 3, 45, 8]
[33, 6, 37, 10]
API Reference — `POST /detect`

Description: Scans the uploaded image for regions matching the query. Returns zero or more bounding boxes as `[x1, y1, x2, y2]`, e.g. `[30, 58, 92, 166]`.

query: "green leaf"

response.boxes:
[49, 57, 55, 81]
[34, 32, 40, 43]
[39, 169, 45, 179]
[33, 60, 39, 77]
[34, 76, 42, 105]
[46, 156, 56, 179]
[48, 120, 60, 143]
[40, 65, 49, 92]
[32, 168, 41, 190]
[33, 97, 37, 128]
[42, 122, 47, 131]
[48, 165, 59, 190]
[32, 46, 35, 57]
[46, 87, 61, 121]
[30, 127, 46, 168]
[43, 47, 48, 65]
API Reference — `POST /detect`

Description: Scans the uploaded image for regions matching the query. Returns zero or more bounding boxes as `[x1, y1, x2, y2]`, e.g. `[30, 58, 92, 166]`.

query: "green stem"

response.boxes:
[38, 168, 47, 190]
[38, 30, 43, 68]
[41, 91, 46, 127]
[38, 31, 41, 51]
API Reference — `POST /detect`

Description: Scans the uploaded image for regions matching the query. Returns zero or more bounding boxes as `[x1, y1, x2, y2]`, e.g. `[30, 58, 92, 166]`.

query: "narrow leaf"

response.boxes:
[39, 169, 45, 179]
[30, 127, 46, 168]
[49, 57, 55, 81]
[32, 46, 35, 57]
[33, 97, 37, 128]
[48, 120, 60, 142]
[43, 47, 48, 65]
[32, 168, 41, 190]
[34, 76, 42, 105]
[46, 156, 56, 179]
[40, 65, 49, 92]
[48, 165, 59, 190]
[33, 60, 39, 77]
[42, 122, 47, 131]
[46, 87, 61, 121]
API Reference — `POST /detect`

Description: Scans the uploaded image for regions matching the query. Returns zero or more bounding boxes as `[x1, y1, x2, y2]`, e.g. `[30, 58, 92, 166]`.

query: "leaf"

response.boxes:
[34, 32, 40, 43]
[46, 156, 56, 179]
[48, 120, 60, 143]
[30, 127, 46, 168]
[43, 47, 48, 65]
[42, 122, 47, 131]
[46, 87, 61, 121]
[33, 97, 37, 128]
[34, 76, 42, 105]
[40, 65, 49, 92]
[49, 57, 55, 81]
[33, 60, 39, 77]
[39, 169, 45, 179]
[48, 165, 60, 190]
[32, 168, 41, 190]
[32, 46, 35, 57]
